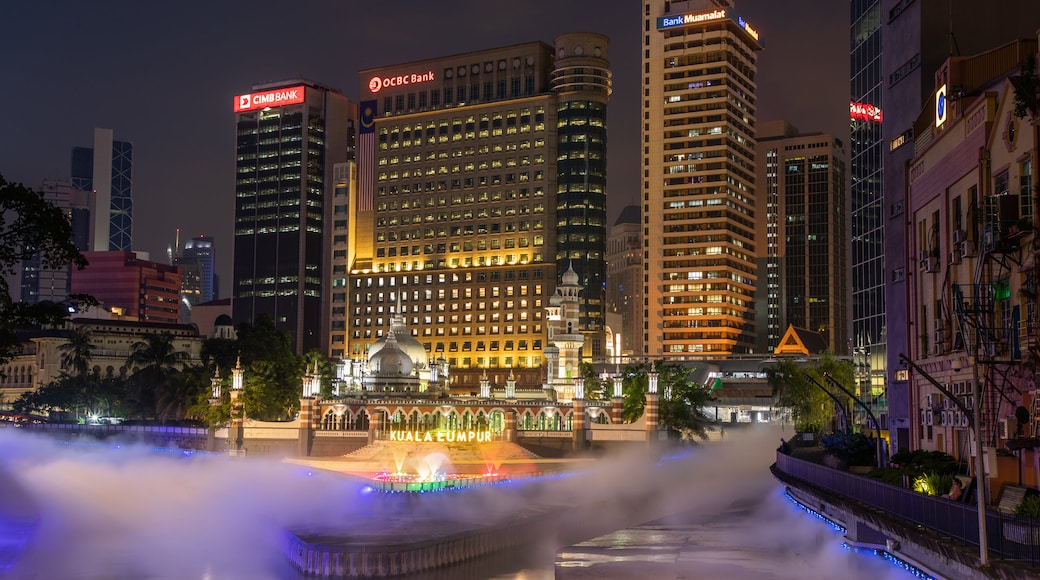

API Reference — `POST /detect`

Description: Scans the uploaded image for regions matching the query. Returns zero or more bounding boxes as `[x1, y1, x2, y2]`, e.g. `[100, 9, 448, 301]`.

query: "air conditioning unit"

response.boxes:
[918, 250, 930, 263]
[949, 249, 962, 265]
[934, 319, 946, 332]
[925, 256, 940, 272]
[934, 342, 946, 355]
[953, 229, 966, 243]
[926, 394, 933, 407]
[1000, 418, 1019, 439]
[961, 240, 977, 258]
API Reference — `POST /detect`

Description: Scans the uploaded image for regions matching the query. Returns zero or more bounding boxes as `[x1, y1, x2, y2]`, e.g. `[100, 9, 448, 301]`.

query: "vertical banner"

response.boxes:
[357, 100, 377, 213]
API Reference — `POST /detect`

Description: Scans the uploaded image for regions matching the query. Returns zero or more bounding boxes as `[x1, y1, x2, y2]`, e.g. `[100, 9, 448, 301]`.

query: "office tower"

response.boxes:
[71, 128, 133, 252]
[174, 235, 216, 323]
[71, 251, 182, 324]
[754, 121, 848, 355]
[19, 179, 93, 304]
[642, 0, 762, 358]
[606, 205, 643, 357]
[348, 35, 611, 383]
[232, 80, 356, 354]
[850, 0, 1040, 452]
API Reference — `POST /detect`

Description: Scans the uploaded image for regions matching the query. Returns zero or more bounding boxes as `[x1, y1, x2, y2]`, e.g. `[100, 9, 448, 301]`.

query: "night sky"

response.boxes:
[1, 1, 848, 298]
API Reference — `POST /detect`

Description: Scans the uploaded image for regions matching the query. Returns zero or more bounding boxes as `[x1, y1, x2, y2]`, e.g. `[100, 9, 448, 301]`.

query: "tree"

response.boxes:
[0, 176, 91, 369]
[578, 361, 606, 400]
[619, 361, 712, 441]
[657, 363, 713, 441]
[235, 316, 300, 420]
[58, 325, 95, 378]
[125, 332, 190, 419]
[769, 355, 853, 433]
[155, 365, 210, 423]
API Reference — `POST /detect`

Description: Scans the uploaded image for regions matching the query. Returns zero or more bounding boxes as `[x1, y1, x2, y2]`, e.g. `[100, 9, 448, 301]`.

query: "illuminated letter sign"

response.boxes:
[657, 9, 726, 29]
[234, 85, 306, 112]
[367, 70, 436, 94]
[388, 430, 492, 443]
[850, 101, 883, 122]
[935, 84, 947, 127]
[737, 16, 760, 41]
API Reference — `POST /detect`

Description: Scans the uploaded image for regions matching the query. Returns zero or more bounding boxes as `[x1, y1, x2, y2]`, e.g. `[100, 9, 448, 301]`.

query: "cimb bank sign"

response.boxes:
[234, 85, 306, 112]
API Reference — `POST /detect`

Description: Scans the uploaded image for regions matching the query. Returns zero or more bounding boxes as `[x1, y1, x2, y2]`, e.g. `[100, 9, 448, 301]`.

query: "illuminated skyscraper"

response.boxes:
[754, 121, 848, 354]
[348, 36, 611, 387]
[606, 205, 643, 357]
[232, 80, 356, 354]
[71, 127, 133, 252]
[642, 0, 761, 357]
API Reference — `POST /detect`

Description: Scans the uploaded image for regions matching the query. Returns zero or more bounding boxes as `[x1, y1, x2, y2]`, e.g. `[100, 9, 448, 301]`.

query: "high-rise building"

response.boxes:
[754, 121, 848, 355]
[174, 235, 216, 323]
[851, 0, 1040, 452]
[642, 0, 762, 358]
[231, 80, 356, 354]
[71, 251, 182, 324]
[606, 205, 643, 357]
[71, 128, 133, 252]
[19, 179, 93, 305]
[347, 35, 611, 386]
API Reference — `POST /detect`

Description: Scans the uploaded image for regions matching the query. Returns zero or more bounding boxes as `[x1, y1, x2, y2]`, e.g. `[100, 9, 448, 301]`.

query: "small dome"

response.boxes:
[214, 314, 233, 327]
[368, 331, 413, 377]
[561, 262, 579, 286]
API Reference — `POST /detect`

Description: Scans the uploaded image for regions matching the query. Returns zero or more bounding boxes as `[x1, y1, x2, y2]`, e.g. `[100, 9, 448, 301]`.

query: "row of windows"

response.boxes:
[381, 77, 537, 116]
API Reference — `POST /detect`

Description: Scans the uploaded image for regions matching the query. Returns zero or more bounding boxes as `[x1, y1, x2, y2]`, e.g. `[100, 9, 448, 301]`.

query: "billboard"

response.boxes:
[234, 85, 306, 113]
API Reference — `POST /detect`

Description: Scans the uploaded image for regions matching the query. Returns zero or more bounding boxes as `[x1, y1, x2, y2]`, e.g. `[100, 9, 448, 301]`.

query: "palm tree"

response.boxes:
[58, 325, 94, 378]
[155, 366, 208, 423]
[126, 332, 190, 420]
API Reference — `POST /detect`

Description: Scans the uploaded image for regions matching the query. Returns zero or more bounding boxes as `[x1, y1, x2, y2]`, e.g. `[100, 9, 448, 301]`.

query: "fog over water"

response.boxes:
[0, 426, 916, 579]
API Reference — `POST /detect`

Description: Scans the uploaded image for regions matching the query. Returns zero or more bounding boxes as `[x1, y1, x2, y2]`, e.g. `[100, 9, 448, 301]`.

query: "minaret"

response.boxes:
[544, 262, 585, 401]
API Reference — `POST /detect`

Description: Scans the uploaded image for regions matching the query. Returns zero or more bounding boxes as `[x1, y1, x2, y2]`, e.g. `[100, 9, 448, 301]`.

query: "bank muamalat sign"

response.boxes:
[389, 430, 492, 443]
[234, 85, 306, 112]
[367, 70, 436, 94]
[657, 9, 726, 29]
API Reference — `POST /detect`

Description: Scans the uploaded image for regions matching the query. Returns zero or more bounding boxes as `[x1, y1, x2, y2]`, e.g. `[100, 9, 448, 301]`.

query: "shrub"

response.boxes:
[821, 431, 875, 466]
[1016, 494, 1040, 519]
[913, 472, 954, 496]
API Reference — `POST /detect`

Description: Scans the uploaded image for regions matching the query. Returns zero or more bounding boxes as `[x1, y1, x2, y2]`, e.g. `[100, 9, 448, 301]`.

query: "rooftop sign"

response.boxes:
[234, 85, 306, 112]
[367, 71, 436, 94]
[657, 9, 760, 43]
[658, 9, 727, 29]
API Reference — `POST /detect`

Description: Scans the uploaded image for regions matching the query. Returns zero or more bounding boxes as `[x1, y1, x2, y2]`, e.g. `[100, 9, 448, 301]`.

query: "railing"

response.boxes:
[775, 453, 1040, 565]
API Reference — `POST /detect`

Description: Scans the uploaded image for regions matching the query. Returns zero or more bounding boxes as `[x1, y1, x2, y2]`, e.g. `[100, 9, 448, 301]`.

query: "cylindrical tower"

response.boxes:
[551, 33, 611, 343]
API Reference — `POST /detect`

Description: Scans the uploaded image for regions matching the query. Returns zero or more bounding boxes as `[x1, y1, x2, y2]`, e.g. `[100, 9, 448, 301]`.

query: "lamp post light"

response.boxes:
[899, 352, 988, 566]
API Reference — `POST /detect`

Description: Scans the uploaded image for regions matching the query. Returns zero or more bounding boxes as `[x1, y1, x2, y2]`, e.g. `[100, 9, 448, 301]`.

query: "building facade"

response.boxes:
[70, 251, 182, 324]
[904, 37, 1037, 489]
[71, 127, 133, 252]
[850, 0, 1040, 453]
[231, 80, 356, 355]
[754, 121, 848, 355]
[19, 179, 92, 305]
[346, 36, 611, 386]
[606, 205, 643, 357]
[642, 0, 762, 358]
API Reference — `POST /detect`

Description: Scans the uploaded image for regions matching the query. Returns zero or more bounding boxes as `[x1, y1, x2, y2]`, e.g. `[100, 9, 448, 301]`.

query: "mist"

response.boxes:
[0, 426, 912, 579]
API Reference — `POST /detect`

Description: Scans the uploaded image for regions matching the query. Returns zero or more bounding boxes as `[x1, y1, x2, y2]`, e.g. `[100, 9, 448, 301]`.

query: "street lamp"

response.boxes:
[822, 372, 884, 468]
[899, 352, 988, 566]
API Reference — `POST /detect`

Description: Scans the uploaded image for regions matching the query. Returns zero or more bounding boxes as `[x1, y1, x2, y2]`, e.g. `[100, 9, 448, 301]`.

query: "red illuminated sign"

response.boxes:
[850, 101, 883, 122]
[367, 71, 436, 94]
[234, 85, 306, 112]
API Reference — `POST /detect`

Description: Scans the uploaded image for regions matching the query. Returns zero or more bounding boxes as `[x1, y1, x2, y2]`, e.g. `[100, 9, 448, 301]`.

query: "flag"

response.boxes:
[357, 100, 377, 213]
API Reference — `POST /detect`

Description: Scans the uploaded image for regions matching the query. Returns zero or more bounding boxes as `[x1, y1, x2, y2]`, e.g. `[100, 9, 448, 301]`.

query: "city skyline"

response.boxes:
[2, 0, 848, 296]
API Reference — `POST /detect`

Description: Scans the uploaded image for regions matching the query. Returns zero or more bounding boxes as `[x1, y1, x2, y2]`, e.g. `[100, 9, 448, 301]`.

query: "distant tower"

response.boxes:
[71, 128, 133, 252]
[175, 235, 217, 323]
[754, 121, 848, 354]
[20, 179, 92, 304]
[605, 204, 642, 356]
